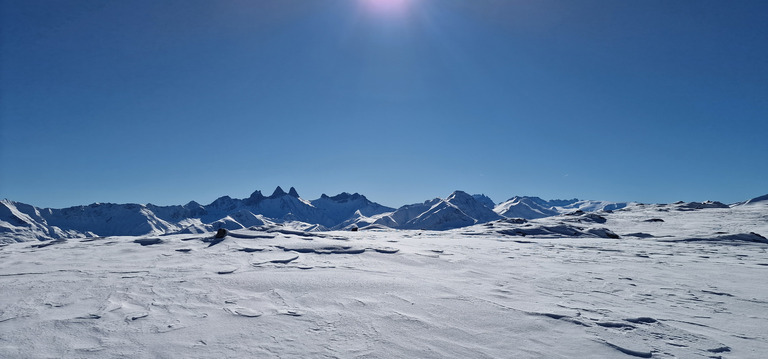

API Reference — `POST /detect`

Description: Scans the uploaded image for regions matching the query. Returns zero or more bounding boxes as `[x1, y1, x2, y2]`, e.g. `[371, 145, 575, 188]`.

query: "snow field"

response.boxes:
[1, 208, 767, 358]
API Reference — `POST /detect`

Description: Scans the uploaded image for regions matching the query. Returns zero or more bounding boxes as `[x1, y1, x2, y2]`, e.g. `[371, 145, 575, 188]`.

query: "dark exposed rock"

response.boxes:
[643, 218, 665, 223]
[31, 239, 67, 248]
[625, 233, 655, 238]
[270, 186, 287, 198]
[675, 201, 730, 211]
[501, 218, 528, 224]
[133, 238, 163, 246]
[625, 317, 657, 324]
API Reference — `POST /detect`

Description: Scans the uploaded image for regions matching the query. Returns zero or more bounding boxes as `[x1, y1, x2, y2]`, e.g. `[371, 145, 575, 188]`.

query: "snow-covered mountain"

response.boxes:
[3, 189, 762, 243]
[0, 187, 394, 243]
[311, 192, 395, 229]
[0, 200, 182, 242]
[372, 191, 502, 230]
[494, 196, 561, 219]
[494, 196, 631, 219]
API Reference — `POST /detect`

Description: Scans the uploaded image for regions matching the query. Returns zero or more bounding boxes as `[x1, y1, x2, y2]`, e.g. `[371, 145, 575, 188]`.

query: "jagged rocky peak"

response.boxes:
[447, 190, 485, 206]
[330, 192, 364, 203]
[270, 186, 287, 198]
[209, 195, 236, 208]
[268, 186, 300, 198]
[248, 190, 264, 201]
[184, 200, 202, 208]
[548, 198, 580, 207]
[243, 189, 265, 205]
[447, 190, 472, 200]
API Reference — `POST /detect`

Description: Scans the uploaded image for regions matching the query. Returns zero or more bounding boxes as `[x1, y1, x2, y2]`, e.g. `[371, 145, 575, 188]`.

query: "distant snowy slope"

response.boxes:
[373, 198, 440, 228]
[7, 201, 178, 238]
[42, 203, 179, 236]
[740, 194, 768, 206]
[494, 196, 629, 219]
[445, 191, 503, 223]
[472, 194, 496, 210]
[494, 196, 560, 219]
[0, 200, 81, 242]
[556, 200, 629, 212]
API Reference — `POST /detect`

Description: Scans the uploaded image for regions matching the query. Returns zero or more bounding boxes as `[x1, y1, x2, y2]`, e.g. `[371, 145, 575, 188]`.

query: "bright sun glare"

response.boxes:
[362, 0, 411, 16]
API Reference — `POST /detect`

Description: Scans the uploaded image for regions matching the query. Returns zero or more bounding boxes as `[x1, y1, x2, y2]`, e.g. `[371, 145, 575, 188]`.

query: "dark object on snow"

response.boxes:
[205, 228, 229, 247]
[643, 218, 665, 223]
[134, 238, 163, 246]
[349, 226, 359, 232]
[31, 239, 67, 248]
[675, 201, 730, 211]
[501, 218, 528, 224]
[625, 232, 655, 238]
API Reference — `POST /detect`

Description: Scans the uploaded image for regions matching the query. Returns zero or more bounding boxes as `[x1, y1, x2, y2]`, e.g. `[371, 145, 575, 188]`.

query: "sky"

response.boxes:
[1, 0, 766, 209]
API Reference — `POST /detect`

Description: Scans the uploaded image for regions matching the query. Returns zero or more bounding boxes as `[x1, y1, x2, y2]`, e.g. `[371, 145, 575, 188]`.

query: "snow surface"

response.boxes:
[1, 200, 766, 358]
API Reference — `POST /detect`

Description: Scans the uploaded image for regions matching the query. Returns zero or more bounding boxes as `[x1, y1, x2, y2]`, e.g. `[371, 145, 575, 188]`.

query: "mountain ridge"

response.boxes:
[3, 189, 763, 243]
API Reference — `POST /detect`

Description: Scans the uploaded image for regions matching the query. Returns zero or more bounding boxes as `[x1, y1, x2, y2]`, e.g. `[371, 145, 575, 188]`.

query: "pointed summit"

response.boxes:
[249, 190, 264, 200]
[270, 186, 287, 198]
[446, 190, 472, 201]
[288, 187, 300, 198]
[244, 189, 265, 205]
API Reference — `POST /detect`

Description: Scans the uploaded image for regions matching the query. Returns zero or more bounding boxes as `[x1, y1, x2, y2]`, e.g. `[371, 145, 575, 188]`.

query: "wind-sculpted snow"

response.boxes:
[0, 202, 766, 358]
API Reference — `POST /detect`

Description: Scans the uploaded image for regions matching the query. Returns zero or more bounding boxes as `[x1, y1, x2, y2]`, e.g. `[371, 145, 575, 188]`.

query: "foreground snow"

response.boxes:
[0, 203, 766, 358]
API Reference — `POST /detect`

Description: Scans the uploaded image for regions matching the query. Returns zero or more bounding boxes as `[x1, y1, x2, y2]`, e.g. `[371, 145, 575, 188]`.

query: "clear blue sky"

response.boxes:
[1, 0, 766, 208]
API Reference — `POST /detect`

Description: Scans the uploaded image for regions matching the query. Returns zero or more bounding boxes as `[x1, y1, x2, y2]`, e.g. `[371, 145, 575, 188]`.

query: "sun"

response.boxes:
[361, 0, 412, 16]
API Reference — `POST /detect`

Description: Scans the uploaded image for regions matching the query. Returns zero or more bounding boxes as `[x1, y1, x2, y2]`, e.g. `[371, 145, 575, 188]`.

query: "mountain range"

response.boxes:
[2, 187, 763, 243]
